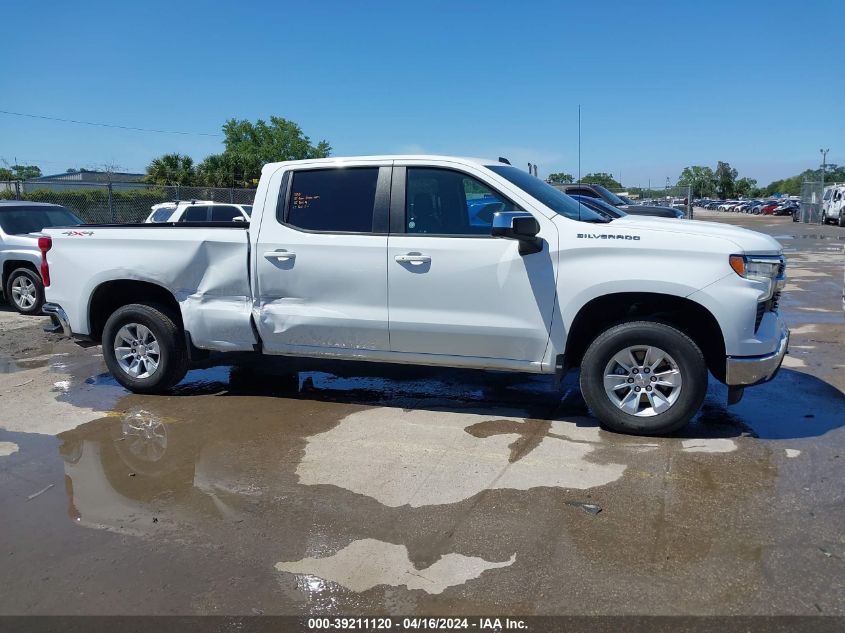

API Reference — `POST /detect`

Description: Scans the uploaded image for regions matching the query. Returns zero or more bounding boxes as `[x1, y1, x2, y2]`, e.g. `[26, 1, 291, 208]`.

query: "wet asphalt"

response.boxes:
[0, 213, 843, 616]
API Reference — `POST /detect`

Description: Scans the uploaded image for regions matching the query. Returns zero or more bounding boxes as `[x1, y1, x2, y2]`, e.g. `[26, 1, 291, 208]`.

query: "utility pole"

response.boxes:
[820, 148, 829, 187]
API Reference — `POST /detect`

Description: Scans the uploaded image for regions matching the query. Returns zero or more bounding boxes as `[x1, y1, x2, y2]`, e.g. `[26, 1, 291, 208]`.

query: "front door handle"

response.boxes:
[264, 250, 296, 261]
[394, 254, 431, 264]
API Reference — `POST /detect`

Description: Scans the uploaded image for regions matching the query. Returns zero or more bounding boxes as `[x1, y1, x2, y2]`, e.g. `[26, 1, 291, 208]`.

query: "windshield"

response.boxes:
[617, 195, 634, 205]
[486, 166, 609, 223]
[241, 205, 253, 217]
[0, 205, 82, 235]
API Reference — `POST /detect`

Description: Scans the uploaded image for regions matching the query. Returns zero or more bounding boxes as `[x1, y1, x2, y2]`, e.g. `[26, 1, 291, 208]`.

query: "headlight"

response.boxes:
[729, 254, 785, 301]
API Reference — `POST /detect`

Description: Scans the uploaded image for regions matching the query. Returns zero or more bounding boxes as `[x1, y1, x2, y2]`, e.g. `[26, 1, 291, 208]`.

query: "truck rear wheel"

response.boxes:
[579, 321, 708, 435]
[102, 303, 189, 394]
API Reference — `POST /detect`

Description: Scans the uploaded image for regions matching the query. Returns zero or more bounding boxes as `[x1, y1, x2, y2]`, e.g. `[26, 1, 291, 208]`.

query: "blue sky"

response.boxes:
[1, 0, 842, 187]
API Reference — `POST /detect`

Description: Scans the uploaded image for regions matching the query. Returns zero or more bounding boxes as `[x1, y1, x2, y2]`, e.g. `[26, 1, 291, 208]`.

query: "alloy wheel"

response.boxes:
[602, 345, 683, 416]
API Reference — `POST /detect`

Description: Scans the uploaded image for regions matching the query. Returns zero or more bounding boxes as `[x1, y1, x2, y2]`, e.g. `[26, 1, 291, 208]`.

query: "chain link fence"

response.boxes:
[799, 181, 824, 224]
[0, 181, 256, 224]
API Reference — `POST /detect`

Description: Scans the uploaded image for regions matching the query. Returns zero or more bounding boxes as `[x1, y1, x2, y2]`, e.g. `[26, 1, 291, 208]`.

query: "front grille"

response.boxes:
[755, 302, 766, 331]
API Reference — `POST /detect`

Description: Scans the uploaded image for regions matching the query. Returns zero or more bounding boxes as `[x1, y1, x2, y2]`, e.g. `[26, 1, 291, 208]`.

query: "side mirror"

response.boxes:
[491, 211, 542, 255]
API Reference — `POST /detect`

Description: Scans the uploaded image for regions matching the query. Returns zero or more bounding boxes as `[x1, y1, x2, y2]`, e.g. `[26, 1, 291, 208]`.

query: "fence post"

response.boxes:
[176, 184, 181, 202]
[687, 184, 693, 219]
[108, 182, 115, 223]
[14, 181, 21, 200]
[230, 188, 234, 203]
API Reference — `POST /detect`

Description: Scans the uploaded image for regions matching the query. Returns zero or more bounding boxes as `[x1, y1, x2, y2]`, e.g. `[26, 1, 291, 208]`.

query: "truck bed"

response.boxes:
[43, 223, 256, 352]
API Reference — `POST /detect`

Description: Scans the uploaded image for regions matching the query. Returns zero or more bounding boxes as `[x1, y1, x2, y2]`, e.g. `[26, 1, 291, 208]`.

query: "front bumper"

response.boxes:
[42, 303, 72, 337]
[725, 326, 790, 386]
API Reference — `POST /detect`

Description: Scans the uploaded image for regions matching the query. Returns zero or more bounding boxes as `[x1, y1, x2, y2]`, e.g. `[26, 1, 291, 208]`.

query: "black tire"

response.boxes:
[579, 321, 708, 435]
[838, 211, 845, 228]
[102, 303, 189, 394]
[4, 267, 44, 315]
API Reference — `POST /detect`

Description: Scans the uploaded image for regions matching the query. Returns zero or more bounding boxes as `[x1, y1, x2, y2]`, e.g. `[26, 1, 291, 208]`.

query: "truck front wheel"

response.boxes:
[579, 321, 708, 435]
[102, 303, 189, 394]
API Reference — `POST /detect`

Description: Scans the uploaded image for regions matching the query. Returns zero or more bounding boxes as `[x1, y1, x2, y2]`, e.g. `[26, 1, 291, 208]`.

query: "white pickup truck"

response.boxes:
[41, 155, 789, 435]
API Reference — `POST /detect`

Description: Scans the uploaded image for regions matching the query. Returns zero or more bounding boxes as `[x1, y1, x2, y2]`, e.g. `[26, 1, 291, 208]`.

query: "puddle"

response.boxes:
[0, 441, 20, 457]
[295, 408, 627, 507]
[276, 539, 516, 594]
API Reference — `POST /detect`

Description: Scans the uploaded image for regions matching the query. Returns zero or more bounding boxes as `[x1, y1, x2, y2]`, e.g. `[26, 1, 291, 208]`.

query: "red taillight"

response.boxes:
[38, 236, 52, 287]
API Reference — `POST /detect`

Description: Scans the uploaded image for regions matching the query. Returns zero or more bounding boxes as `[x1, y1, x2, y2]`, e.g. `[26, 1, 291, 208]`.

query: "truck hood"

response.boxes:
[609, 216, 782, 254]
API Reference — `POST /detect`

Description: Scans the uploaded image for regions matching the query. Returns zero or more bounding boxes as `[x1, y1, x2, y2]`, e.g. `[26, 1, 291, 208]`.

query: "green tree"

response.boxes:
[212, 116, 332, 186]
[197, 153, 240, 188]
[0, 168, 13, 181]
[547, 172, 574, 184]
[735, 177, 759, 198]
[10, 164, 41, 180]
[582, 172, 622, 189]
[714, 161, 738, 198]
[144, 153, 197, 185]
[761, 163, 845, 196]
[677, 165, 715, 198]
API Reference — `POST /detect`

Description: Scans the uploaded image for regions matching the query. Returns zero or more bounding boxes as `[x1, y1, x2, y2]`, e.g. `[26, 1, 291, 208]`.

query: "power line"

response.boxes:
[0, 109, 221, 137]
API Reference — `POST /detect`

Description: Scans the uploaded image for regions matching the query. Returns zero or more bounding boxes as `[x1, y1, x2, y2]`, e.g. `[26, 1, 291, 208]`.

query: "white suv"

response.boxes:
[145, 200, 252, 224]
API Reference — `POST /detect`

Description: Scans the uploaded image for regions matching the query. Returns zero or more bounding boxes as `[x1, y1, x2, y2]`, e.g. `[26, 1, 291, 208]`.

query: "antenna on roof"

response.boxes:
[578, 104, 582, 184]
[498, 156, 511, 165]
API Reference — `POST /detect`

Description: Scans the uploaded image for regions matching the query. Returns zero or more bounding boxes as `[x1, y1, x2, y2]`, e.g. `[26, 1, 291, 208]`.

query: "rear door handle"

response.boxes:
[394, 254, 431, 264]
[264, 250, 296, 261]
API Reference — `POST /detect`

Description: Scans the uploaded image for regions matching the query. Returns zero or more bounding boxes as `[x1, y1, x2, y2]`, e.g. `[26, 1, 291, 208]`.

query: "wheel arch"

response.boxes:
[564, 292, 727, 381]
[2, 259, 40, 289]
[88, 280, 183, 342]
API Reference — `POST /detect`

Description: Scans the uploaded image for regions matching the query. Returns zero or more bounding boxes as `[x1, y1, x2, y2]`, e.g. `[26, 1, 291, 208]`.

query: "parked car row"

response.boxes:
[555, 184, 685, 218]
[698, 198, 800, 217]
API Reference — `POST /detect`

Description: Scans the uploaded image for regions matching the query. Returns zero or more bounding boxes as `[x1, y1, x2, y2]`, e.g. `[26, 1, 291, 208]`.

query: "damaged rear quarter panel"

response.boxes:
[45, 227, 255, 351]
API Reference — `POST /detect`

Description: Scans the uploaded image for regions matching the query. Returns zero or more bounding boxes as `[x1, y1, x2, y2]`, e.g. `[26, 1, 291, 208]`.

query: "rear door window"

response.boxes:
[285, 168, 378, 232]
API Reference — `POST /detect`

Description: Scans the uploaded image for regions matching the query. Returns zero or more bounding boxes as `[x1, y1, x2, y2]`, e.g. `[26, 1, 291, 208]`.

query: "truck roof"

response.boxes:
[0, 200, 66, 208]
[261, 155, 502, 174]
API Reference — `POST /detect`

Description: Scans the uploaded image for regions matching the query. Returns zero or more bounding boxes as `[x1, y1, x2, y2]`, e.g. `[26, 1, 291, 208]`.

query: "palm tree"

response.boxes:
[144, 154, 196, 185]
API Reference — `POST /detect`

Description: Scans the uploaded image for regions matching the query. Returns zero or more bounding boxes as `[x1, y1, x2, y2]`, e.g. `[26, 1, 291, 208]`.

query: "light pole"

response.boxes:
[820, 148, 829, 186]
